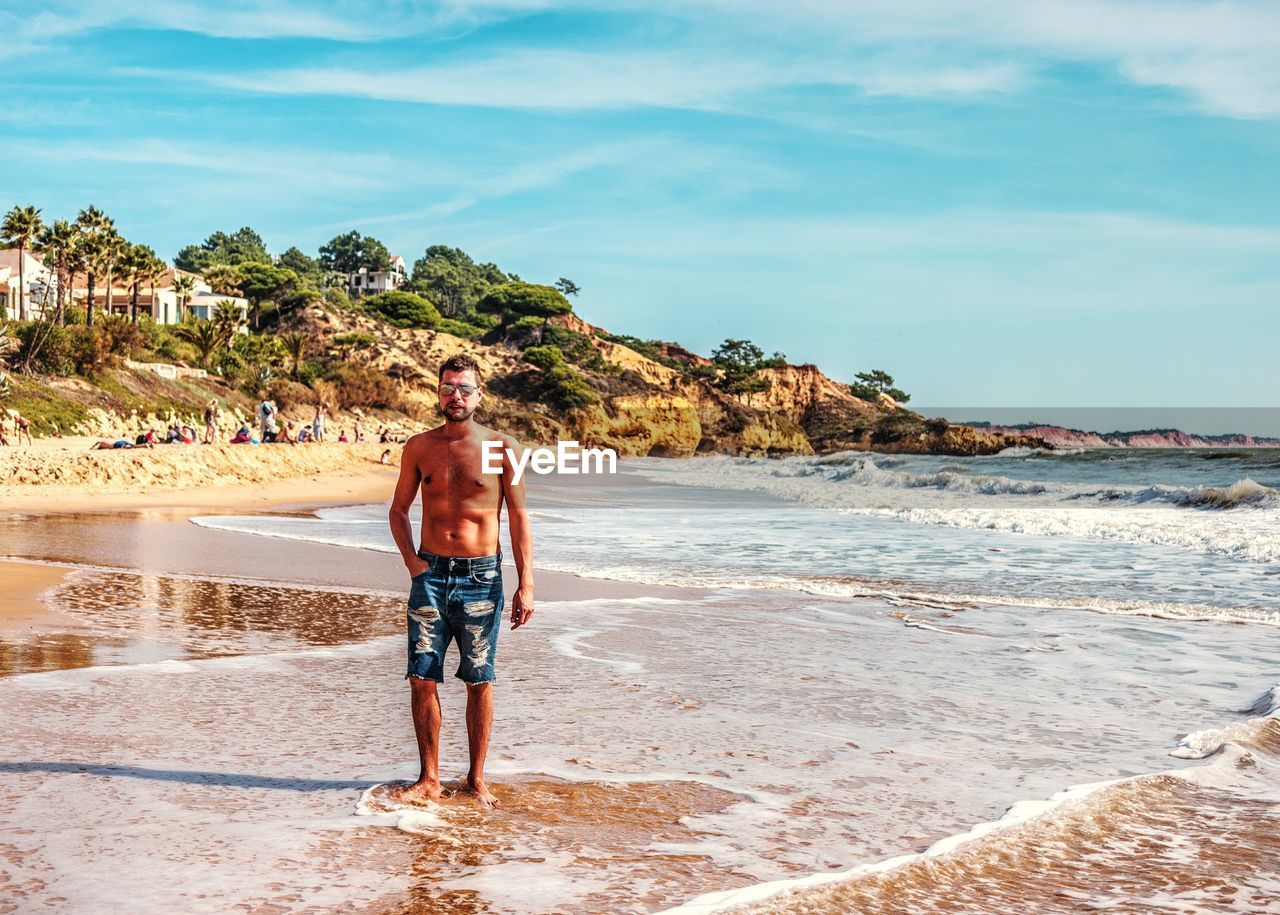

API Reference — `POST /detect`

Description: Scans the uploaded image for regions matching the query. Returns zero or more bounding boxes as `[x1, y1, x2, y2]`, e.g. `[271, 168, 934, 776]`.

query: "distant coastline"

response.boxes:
[964, 422, 1280, 449]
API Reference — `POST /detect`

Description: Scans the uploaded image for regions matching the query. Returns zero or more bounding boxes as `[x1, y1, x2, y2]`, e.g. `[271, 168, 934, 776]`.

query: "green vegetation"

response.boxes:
[408, 245, 508, 318]
[3, 373, 90, 435]
[437, 317, 491, 339]
[849, 369, 910, 404]
[477, 282, 573, 325]
[523, 345, 564, 371]
[174, 227, 269, 272]
[361, 290, 441, 329]
[711, 338, 783, 397]
[319, 230, 391, 275]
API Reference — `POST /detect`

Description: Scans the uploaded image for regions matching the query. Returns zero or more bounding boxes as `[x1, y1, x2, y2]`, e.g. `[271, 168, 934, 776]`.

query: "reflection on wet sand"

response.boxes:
[363, 777, 746, 914]
[0, 568, 401, 677]
[0, 632, 95, 678]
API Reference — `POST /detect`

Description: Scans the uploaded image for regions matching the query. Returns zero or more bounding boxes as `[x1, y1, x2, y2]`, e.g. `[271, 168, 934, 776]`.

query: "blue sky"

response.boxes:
[2, 0, 1278, 419]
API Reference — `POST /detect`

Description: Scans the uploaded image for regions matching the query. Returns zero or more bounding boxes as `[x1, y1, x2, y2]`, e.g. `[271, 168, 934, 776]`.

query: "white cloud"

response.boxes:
[152, 46, 1024, 112]
[7, 138, 395, 190]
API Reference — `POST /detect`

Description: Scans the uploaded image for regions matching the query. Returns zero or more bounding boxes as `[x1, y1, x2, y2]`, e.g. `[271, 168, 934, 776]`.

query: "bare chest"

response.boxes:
[418, 440, 501, 501]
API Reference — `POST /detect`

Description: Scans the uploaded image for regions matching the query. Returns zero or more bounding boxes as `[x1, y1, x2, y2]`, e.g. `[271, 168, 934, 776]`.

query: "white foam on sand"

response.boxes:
[660, 683, 1280, 914]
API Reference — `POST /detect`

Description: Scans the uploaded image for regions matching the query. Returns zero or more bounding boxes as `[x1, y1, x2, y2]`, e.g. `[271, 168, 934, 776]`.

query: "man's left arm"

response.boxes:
[500, 435, 535, 629]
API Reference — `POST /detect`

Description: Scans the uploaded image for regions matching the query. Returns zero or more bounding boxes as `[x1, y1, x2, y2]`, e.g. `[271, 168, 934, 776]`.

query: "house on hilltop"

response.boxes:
[347, 254, 406, 297]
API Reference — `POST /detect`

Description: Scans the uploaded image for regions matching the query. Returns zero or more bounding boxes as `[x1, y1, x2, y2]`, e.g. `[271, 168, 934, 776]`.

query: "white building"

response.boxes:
[0, 249, 57, 319]
[69, 267, 249, 327]
[347, 254, 406, 296]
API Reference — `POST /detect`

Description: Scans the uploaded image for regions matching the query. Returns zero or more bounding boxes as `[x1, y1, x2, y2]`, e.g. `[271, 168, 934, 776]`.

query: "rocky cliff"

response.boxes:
[281, 305, 1044, 457]
[971, 423, 1280, 449]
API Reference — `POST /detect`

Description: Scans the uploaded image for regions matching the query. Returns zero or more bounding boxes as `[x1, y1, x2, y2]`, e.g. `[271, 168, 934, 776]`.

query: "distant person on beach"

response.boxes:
[230, 426, 252, 445]
[312, 401, 328, 443]
[276, 421, 298, 445]
[387, 353, 535, 809]
[338, 429, 349, 443]
[10, 411, 33, 446]
[259, 396, 279, 443]
[90, 439, 149, 450]
[354, 419, 365, 443]
[0, 415, 8, 446]
[203, 399, 219, 444]
[380, 448, 391, 465]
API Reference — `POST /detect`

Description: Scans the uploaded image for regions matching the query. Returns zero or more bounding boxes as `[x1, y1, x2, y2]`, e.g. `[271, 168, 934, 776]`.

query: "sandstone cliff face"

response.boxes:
[281, 305, 1040, 457]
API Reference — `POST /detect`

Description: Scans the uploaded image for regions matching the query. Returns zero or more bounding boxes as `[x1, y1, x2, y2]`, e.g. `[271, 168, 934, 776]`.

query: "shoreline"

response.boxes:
[0, 560, 78, 636]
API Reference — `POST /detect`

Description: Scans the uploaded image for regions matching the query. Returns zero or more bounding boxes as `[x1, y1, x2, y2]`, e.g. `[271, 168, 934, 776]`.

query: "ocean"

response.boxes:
[2, 448, 1278, 912]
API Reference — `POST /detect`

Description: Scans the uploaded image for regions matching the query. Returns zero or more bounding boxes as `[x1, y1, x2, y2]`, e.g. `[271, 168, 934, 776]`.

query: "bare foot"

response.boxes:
[389, 779, 443, 806]
[463, 776, 500, 809]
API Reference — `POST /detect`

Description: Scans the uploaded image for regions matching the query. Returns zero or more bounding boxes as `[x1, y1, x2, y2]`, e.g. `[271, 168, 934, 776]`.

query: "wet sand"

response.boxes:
[0, 561, 75, 632]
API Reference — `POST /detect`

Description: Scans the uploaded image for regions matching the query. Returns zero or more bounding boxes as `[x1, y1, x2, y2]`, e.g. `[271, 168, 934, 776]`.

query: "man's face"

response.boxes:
[439, 369, 481, 423]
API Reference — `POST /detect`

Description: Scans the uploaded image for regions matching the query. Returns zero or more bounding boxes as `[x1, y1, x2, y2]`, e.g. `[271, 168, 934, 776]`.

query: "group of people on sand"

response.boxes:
[89, 423, 199, 450]
[241, 396, 347, 446]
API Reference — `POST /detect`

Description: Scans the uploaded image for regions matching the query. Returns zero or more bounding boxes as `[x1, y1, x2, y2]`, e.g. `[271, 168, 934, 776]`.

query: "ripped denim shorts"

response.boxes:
[406, 550, 504, 683]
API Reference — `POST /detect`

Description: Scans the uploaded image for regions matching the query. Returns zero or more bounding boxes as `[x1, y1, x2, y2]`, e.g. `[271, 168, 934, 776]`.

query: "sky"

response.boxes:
[2, 0, 1278, 424]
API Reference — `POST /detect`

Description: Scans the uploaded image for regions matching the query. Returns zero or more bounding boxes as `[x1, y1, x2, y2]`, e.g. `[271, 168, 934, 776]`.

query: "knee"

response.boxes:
[408, 677, 439, 694]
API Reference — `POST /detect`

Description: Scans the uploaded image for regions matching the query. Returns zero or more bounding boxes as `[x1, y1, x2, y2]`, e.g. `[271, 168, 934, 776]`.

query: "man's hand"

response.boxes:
[511, 586, 534, 629]
[406, 556, 430, 579]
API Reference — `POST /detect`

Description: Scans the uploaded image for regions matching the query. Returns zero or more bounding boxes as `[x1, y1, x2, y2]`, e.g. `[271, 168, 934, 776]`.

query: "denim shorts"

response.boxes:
[406, 550, 504, 683]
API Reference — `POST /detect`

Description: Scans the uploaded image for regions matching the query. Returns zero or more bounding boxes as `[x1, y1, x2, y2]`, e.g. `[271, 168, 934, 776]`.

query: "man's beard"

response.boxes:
[443, 403, 476, 423]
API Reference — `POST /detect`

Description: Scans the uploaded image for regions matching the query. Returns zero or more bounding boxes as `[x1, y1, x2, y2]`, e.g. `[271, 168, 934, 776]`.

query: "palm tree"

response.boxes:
[100, 227, 125, 318]
[120, 244, 163, 322]
[36, 219, 77, 324]
[175, 319, 226, 369]
[75, 206, 112, 328]
[141, 250, 167, 322]
[280, 331, 307, 379]
[173, 273, 196, 323]
[212, 298, 244, 341]
[1, 205, 45, 321]
[204, 264, 243, 296]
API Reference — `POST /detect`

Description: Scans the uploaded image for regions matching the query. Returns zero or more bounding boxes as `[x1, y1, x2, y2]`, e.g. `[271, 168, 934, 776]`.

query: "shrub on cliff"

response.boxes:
[542, 365, 597, 410]
[711, 338, 780, 396]
[438, 317, 491, 339]
[925, 417, 950, 436]
[12, 322, 75, 375]
[523, 345, 565, 371]
[849, 369, 910, 404]
[542, 325, 606, 370]
[363, 290, 441, 329]
[477, 282, 572, 325]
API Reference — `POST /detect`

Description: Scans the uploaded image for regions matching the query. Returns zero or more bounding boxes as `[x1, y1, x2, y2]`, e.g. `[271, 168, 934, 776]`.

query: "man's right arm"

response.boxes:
[388, 436, 429, 578]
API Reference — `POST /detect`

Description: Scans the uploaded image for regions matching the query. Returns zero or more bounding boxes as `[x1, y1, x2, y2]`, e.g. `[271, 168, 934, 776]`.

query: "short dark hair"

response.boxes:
[438, 353, 483, 384]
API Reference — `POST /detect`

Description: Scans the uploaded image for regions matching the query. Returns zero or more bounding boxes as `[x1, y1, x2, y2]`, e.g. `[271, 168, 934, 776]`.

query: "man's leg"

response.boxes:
[393, 678, 444, 803]
[463, 682, 498, 807]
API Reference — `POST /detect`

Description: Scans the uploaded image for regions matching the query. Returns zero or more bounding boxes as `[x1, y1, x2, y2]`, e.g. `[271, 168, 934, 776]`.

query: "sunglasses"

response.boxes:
[439, 382, 479, 397]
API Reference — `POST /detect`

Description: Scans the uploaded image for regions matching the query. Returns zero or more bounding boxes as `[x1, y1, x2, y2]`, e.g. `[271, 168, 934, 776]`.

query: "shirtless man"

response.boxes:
[387, 353, 534, 809]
